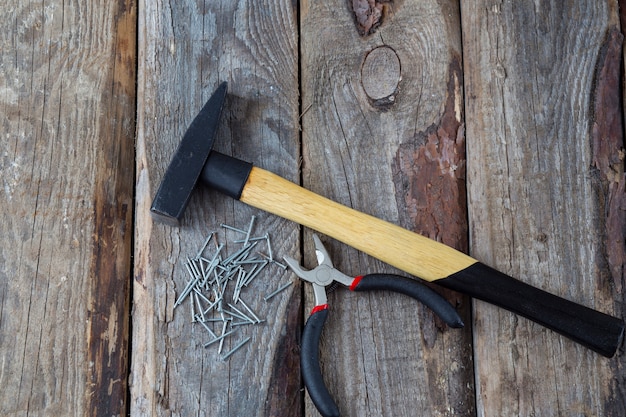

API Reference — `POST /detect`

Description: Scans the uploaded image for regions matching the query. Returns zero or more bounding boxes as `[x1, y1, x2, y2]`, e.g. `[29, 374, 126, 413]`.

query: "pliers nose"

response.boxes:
[285, 234, 464, 417]
[311, 233, 334, 271]
[284, 234, 354, 308]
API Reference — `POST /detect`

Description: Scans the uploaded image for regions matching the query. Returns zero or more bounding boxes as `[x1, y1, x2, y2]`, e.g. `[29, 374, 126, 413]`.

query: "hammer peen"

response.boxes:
[151, 82, 624, 358]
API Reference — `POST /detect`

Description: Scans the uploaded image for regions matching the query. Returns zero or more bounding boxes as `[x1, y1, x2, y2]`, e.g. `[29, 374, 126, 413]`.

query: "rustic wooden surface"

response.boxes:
[133, 1, 301, 416]
[300, 1, 474, 416]
[463, 1, 626, 415]
[0, 0, 135, 415]
[1, 0, 624, 416]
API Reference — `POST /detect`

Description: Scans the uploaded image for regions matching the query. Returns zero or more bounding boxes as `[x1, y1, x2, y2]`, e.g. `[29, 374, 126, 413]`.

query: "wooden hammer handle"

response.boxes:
[240, 167, 477, 281]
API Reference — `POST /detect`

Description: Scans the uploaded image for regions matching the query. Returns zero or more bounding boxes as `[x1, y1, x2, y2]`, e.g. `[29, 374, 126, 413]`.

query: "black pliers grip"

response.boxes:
[302, 274, 463, 417]
[285, 235, 464, 417]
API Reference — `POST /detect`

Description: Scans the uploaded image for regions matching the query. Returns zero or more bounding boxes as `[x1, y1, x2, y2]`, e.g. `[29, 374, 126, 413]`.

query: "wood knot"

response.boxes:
[360, 46, 401, 109]
[350, 0, 392, 36]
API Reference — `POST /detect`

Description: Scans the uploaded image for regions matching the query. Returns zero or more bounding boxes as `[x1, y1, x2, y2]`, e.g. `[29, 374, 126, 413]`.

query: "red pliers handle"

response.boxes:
[284, 235, 464, 417]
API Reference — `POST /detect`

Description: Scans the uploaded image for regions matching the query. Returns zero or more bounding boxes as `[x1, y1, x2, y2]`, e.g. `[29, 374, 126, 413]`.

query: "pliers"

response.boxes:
[284, 234, 464, 417]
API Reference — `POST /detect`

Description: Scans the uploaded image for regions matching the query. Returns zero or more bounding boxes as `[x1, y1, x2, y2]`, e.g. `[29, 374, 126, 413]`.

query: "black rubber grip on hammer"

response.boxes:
[200, 151, 253, 200]
[438, 262, 625, 357]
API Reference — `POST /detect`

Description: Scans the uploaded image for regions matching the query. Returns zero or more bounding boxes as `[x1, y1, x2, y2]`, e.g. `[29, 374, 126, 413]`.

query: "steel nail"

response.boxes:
[195, 292, 206, 322]
[196, 231, 214, 260]
[204, 329, 237, 348]
[264, 281, 293, 301]
[233, 236, 267, 243]
[238, 299, 262, 323]
[197, 318, 217, 339]
[244, 260, 268, 286]
[191, 294, 197, 322]
[221, 337, 251, 361]
[266, 233, 273, 261]
[220, 223, 247, 234]
[244, 215, 256, 246]
[226, 303, 255, 324]
[218, 320, 228, 354]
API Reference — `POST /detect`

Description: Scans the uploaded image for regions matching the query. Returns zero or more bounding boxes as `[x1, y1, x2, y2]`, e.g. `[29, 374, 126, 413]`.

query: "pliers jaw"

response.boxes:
[311, 234, 333, 270]
[283, 234, 354, 308]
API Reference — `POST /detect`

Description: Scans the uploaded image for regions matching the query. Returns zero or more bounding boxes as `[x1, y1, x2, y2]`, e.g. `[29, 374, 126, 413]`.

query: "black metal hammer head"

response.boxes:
[150, 82, 228, 226]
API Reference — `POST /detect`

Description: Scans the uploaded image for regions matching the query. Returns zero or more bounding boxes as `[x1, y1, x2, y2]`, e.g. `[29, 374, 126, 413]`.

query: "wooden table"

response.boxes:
[2, 1, 624, 415]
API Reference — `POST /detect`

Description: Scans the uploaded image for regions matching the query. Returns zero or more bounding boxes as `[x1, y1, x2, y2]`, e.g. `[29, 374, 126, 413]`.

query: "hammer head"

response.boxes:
[150, 82, 227, 226]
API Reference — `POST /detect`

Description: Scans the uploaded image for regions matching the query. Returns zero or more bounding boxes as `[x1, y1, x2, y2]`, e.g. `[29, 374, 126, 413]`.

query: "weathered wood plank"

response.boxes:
[132, 1, 301, 416]
[462, 1, 625, 416]
[0, 0, 135, 415]
[300, 1, 474, 416]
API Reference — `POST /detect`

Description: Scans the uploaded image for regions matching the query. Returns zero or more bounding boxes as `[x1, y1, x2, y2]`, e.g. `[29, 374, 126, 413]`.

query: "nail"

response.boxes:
[220, 223, 247, 234]
[222, 308, 248, 322]
[204, 329, 237, 348]
[188, 257, 202, 278]
[226, 303, 255, 324]
[175, 278, 195, 307]
[218, 320, 229, 354]
[195, 292, 206, 322]
[176, 260, 202, 306]
[231, 320, 257, 327]
[244, 215, 256, 246]
[221, 337, 251, 361]
[191, 294, 197, 322]
[192, 288, 211, 304]
[203, 244, 223, 277]
[238, 299, 261, 323]
[258, 252, 287, 269]
[223, 242, 257, 265]
[198, 318, 217, 339]
[196, 231, 214, 260]
[266, 233, 273, 261]
[264, 281, 293, 301]
[232, 269, 245, 304]
[233, 236, 267, 243]
[233, 258, 266, 265]
[243, 260, 268, 287]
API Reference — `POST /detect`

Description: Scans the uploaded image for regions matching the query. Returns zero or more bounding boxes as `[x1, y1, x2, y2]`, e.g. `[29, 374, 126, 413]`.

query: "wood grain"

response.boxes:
[3, 0, 624, 416]
[132, 1, 301, 416]
[300, 1, 475, 416]
[462, 1, 626, 415]
[0, 0, 135, 415]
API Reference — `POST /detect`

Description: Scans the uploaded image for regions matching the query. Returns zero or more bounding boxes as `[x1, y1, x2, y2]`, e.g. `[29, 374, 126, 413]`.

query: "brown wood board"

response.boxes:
[463, 1, 625, 415]
[300, 1, 475, 416]
[0, 0, 136, 415]
[0, 0, 624, 416]
[132, 1, 302, 416]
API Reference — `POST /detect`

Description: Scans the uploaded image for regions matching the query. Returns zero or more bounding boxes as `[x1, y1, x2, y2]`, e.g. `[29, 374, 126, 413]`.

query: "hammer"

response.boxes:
[151, 82, 624, 357]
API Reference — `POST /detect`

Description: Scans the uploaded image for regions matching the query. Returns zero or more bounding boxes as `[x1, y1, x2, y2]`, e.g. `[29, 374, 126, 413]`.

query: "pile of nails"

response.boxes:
[174, 215, 293, 361]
